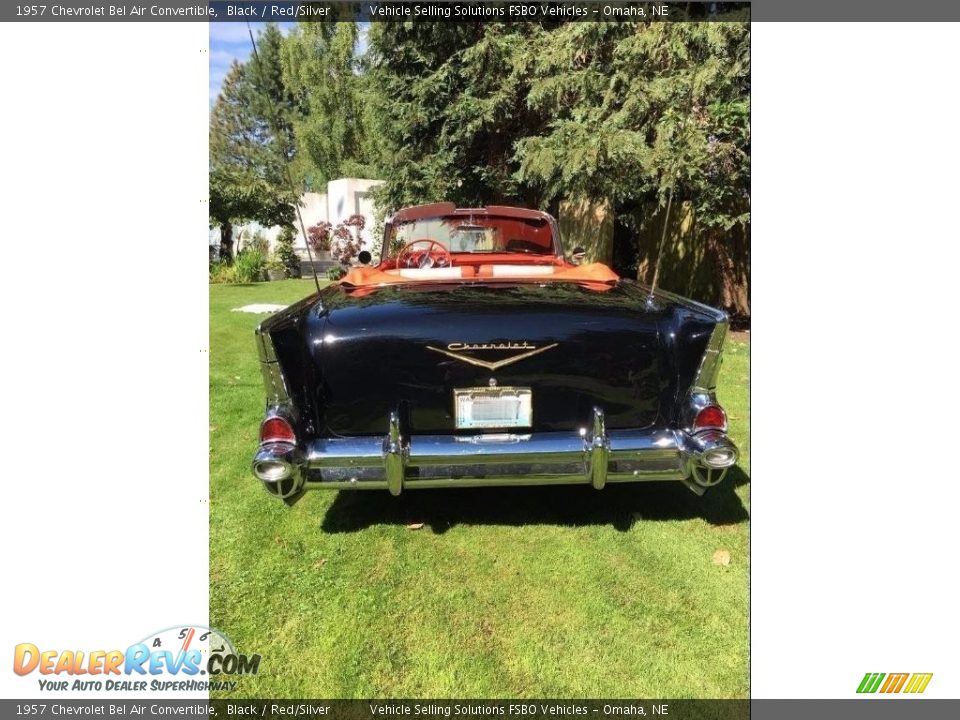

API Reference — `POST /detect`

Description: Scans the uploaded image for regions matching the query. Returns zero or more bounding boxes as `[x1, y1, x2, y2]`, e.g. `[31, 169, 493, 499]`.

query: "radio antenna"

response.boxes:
[648, 184, 674, 302]
[246, 22, 322, 294]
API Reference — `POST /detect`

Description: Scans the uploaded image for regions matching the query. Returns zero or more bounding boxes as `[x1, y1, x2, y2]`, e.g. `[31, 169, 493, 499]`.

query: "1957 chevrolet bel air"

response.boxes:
[251, 203, 738, 503]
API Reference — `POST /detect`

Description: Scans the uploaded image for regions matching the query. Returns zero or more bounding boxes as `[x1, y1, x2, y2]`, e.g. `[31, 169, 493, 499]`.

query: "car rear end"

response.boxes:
[251, 281, 738, 502]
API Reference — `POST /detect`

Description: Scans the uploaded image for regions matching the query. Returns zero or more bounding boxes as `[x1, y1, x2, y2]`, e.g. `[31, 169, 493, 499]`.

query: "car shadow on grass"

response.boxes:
[319, 465, 749, 534]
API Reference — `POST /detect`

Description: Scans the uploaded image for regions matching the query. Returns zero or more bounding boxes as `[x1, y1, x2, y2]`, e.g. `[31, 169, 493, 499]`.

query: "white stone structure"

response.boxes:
[209, 177, 384, 258]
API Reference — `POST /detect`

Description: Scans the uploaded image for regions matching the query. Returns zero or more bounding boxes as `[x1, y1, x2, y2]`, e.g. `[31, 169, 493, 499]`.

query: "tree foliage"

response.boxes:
[515, 22, 750, 314]
[516, 24, 748, 209]
[281, 22, 376, 187]
[366, 21, 748, 228]
[209, 29, 297, 261]
[246, 24, 298, 163]
[367, 22, 546, 210]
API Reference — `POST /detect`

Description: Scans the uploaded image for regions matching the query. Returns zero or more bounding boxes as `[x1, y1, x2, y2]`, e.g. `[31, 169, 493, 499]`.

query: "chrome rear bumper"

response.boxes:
[252, 408, 738, 500]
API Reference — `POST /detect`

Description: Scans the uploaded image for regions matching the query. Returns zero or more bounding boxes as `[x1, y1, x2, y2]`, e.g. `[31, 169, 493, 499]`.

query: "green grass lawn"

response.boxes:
[210, 279, 750, 698]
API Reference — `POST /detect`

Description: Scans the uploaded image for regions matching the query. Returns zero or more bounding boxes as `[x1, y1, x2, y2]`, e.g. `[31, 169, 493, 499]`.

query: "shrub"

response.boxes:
[243, 229, 269, 255]
[275, 226, 300, 277]
[233, 249, 266, 283]
[278, 226, 296, 245]
[311, 215, 368, 264]
[368, 216, 385, 264]
[330, 225, 361, 266]
[329, 215, 366, 266]
[209, 261, 236, 284]
[326, 265, 347, 281]
[308, 222, 332, 252]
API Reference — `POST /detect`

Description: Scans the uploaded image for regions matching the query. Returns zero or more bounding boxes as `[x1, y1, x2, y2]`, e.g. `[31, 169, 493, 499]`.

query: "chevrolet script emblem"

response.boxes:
[426, 341, 558, 371]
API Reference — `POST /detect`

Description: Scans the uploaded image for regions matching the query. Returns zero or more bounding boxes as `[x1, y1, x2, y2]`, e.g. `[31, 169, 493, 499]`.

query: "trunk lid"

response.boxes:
[314, 281, 673, 435]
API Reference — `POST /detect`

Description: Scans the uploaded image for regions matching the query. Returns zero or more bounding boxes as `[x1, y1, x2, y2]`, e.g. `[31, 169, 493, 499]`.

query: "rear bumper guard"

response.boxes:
[252, 408, 738, 498]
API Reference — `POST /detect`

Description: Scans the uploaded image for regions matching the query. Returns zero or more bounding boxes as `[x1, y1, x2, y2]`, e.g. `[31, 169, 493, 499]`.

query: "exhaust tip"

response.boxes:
[252, 443, 303, 499]
[253, 459, 291, 482]
[686, 430, 739, 488]
[702, 447, 737, 469]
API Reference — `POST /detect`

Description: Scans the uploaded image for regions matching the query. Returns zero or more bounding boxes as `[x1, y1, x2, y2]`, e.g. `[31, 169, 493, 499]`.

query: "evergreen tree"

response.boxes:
[367, 22, 545, 211]
[247, 24, 299, 164]
[209, 57, 296, 261]
[516, 23, 750, 315]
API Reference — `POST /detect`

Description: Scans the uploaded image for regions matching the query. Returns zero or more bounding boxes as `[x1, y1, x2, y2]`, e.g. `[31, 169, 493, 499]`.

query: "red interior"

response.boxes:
[383, 212, 558, 271]
[340, 205, 619, 290]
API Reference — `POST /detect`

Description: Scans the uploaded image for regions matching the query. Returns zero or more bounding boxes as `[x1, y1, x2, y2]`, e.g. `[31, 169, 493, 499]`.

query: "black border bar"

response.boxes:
[6, 1, 960, 22]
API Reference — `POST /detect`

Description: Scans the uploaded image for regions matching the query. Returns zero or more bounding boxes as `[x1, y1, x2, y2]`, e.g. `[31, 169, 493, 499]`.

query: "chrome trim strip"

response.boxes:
[255, 329, 290, 405]
[427, 343, 558, 371]
[255, 324, 278, 363]
[260, 362, 290, 406]
[692, 321, 729, 392]
[587, 407, 609, 490]
[640, 284, 728, 323]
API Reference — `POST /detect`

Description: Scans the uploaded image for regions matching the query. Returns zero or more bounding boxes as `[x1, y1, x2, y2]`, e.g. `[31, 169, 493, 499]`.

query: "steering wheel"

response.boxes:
[396, 239, 452, 269]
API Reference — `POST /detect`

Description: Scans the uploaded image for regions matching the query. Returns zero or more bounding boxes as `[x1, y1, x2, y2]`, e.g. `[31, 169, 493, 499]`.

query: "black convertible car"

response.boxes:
[252, 203, 738, 503]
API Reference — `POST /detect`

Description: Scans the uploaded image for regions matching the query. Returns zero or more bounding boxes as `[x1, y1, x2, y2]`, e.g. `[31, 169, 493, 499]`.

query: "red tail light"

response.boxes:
[694, 405, 727, 432]
[260, 416, 295, 444]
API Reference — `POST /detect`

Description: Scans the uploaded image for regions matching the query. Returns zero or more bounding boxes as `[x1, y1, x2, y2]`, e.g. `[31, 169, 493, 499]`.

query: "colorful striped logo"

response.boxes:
[857, 672, 933, 694]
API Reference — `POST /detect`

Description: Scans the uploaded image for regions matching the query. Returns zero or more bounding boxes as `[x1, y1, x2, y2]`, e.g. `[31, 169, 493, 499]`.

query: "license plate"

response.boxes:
[454, 387, 532, 429]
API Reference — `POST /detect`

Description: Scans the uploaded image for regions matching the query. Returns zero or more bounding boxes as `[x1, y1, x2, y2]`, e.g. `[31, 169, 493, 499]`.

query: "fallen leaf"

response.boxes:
[712, 549, 731, 566]
[312, 559, 327, 569]
[406, 522, 425, 530]
[209, 425, 218, 432]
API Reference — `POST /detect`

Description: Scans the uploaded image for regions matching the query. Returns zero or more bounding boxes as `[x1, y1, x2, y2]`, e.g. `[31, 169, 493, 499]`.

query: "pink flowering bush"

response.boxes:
[330, 214, 367, 266]
[307, 221, 332, 253]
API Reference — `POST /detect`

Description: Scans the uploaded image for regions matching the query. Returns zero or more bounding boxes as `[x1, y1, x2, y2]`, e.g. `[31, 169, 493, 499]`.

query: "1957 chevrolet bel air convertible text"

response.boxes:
[251, 203, 739, 503]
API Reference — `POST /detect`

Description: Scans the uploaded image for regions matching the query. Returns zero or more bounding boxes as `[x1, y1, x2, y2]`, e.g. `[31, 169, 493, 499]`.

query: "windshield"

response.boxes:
[387, 215, 557, 257]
